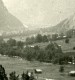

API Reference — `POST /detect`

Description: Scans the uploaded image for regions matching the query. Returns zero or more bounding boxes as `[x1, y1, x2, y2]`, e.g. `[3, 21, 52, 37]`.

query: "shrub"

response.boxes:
[73, 47, 75, 50]
[0, 65, 8, 80]
[21, 71, 29, 80]
[9, 71, 19, 80]
[29, 72, 35, 80]
[65, 38, 69, 43]
[59, 66, 64, 73]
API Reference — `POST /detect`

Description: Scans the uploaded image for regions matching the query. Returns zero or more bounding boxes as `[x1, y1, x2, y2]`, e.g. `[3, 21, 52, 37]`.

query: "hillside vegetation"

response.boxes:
[30, 38, 75, 53]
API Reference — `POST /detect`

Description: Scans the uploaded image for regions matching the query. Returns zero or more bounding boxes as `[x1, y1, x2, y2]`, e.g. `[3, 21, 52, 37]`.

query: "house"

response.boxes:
[34, 69, 42, 74]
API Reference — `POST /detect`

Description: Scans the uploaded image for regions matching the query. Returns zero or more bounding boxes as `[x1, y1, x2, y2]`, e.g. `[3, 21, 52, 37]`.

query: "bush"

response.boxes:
[73, 47, 75, 50]
[9, 71, 19, 80]
[21, 71, 35, 80]
[29, 72, 35, 80]
[52, 58, 59, 64]
[59, 66, 64, 73]
[0, 65, 8, 80]
[65, 38, 69, 43]
[21, 71, 29, 80]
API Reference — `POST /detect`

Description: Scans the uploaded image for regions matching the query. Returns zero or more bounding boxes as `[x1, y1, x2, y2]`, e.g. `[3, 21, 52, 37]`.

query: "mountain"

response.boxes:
[0, 0, 25, 33]
[49, 14, 75, 33]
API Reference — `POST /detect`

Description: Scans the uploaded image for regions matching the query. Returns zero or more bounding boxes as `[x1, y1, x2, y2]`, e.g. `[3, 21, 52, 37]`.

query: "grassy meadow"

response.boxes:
[0, 55, 75, 80]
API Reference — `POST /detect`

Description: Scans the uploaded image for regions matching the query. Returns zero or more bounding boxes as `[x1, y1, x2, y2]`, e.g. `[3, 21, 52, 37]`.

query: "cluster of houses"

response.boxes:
[51, 33, 67, 40]
[45, 33, 67, 41]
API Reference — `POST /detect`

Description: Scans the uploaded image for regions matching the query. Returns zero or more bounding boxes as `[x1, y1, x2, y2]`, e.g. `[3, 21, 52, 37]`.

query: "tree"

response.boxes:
[0, 37, 4, 44]
[26, 37, 35, 44]
[45, 42, 63, 62]
[73, 47, 75, 50]
[17, 41, 24, 48]
[7, 38, 16, 47]
[30, 36, 35, 44]
[21, 71, 29, 80]
[21, 72, 26, 80]
[9, 71, 19, 80]
[26, 37, 31, 44]
[45, 43, 55, 51]
[42, 35, 48, 42]
[37, 49, 46, 62]
[29, 72, 35, 80]
[45, 43, 56, 60]
[59, 66, 64, 73]
[65, 38, 69, 43]
[24, 47, 35, 61]
[36, 34, 42, 43]
[0, 65, 8, 80]
[34, 45, 40, 50]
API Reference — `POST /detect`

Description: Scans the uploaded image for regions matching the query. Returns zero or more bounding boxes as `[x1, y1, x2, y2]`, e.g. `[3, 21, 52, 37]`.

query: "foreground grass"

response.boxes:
[0, 55, 75, 80]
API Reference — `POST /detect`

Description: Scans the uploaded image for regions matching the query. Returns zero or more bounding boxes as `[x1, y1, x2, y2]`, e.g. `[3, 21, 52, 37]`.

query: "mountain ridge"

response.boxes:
[46, 13, 75, 34]
[0, 0, 26, 34]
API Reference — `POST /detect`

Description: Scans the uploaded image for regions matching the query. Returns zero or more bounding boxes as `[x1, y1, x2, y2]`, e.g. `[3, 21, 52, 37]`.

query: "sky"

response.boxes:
[2, 0, 75, 28]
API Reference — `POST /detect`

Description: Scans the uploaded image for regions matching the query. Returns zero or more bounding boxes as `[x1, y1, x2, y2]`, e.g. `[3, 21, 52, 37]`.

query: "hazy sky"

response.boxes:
[2, 0, 75, 28]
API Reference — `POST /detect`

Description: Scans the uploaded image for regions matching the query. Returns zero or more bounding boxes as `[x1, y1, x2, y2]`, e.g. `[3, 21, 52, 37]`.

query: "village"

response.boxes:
[0, 0, 75, 80]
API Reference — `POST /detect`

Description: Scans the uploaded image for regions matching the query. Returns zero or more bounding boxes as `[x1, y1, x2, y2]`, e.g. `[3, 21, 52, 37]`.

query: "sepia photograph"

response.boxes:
[0, 0, 75, 80]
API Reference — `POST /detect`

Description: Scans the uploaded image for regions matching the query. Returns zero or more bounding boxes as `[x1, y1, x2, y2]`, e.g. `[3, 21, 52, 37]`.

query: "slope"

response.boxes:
[0, 0, 25, 33]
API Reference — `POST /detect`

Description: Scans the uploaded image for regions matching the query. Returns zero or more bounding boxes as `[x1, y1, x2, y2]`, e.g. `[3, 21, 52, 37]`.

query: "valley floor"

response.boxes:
[0, 55, 75, 80]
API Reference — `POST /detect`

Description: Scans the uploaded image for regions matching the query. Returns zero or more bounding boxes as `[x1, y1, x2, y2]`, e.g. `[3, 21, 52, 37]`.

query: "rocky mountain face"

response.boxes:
[50, 14, 75, 33]
[32, 14, 75, 35]
[1, 0, 75, 37]
[0, 0, 25, 34]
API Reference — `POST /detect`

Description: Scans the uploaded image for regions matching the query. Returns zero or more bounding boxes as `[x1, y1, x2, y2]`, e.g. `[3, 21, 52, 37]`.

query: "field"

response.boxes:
[0, 55, 75, 80]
